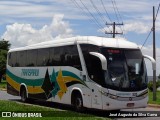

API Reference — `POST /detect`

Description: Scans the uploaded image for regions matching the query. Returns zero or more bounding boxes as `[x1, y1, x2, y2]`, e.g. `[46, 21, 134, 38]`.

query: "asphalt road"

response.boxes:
[0, 90, 20, 100]
[0, 90, 159, 119]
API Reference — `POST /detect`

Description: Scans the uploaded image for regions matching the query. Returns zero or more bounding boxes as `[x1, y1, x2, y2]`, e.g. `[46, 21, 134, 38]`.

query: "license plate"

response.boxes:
[127, 103, 134, 107]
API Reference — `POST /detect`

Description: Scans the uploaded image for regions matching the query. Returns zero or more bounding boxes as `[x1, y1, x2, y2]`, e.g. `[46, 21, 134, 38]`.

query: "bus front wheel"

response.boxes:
[73, 94, 84, 112]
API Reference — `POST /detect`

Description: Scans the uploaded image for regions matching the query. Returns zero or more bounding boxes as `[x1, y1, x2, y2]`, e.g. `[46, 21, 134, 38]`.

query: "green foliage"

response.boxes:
[158, 74, 160, 80]
[0, 50, 7, 67]
[0, 40, 11, 82]
[148, 90, 160, 105]
[0, 50, 7, 82]
[148, 80, 160, 91]
[148, 81, 152, 91]
[157, 80, 160, 87]
[0, 40, 11, 51]
[0, 80, 6, 89]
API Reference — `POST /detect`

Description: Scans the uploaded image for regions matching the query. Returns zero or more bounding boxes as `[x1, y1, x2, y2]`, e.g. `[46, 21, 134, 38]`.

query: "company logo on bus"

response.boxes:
[21, 69, 39, 76]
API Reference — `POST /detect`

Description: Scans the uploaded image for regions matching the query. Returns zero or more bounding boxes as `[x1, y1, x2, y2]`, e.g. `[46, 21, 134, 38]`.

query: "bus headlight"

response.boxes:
[109, 94, 118, 99]
[100, 90, 108, 97]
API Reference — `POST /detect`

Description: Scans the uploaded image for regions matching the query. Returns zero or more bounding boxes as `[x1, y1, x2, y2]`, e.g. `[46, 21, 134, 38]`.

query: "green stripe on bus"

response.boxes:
[6, 69, 87, 87]
[6, 69, 44, 86]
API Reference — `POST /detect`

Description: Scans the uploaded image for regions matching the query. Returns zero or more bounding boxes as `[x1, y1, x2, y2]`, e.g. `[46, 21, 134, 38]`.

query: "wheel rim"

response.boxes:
[21, 90, 26, 102]
[75, 97, 82, 109]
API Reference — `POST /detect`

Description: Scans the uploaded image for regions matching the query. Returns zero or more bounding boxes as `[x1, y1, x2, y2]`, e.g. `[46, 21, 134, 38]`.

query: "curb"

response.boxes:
[0, 88, 7, 91]
[148, 104, 160, 108]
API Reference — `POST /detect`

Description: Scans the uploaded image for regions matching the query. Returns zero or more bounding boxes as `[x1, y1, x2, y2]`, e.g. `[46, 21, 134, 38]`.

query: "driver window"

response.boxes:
[80, 44, 105, 86]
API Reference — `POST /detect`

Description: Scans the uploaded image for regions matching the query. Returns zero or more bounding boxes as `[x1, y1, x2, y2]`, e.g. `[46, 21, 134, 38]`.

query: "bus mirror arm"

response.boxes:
[143, 55, 156, 71]
[89, 52, 107, 70]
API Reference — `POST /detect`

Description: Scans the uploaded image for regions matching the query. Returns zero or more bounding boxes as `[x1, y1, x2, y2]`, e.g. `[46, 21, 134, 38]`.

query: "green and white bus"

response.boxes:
[6, 36, 156, 111]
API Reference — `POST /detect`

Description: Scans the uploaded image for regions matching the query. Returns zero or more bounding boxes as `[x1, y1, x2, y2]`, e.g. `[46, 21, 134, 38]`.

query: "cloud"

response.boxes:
[0, 0, 89, 20]
[124, 22, 151, 34]
[2, 14, 73, 48]
[98, 21, 154, 35]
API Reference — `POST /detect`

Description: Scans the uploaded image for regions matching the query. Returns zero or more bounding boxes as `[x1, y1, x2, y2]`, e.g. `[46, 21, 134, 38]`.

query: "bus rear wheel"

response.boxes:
[20, 88, 28, 102]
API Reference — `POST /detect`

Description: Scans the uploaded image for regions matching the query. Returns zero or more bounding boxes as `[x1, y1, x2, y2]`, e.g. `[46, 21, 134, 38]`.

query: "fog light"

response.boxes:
[106, 103, 110, 106]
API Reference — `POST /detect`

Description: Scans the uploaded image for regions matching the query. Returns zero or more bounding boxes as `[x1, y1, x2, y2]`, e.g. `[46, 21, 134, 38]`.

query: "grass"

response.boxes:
[0, 100, 107, 120]
[0, 80, 159, 119]
[0, 80, 7, 90]
[148, 90, 160, 105]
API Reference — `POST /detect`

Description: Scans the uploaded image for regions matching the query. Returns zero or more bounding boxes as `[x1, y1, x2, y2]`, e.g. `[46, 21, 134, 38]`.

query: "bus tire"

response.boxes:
[20, 87, 28, 102]
[73, 93, 84, 112]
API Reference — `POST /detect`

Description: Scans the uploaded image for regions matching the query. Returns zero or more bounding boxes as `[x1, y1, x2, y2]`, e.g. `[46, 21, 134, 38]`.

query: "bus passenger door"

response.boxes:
[87, 55, 104, 109]
[90, 82, 102, 109]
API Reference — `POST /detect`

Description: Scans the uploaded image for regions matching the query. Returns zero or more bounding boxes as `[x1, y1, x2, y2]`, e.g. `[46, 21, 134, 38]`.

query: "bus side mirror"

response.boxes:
[143, 55, 156, 70]
[89, 52, 107, 70]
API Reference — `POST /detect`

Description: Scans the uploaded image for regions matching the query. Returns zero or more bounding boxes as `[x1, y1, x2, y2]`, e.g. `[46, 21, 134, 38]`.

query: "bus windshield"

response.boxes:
[101, 48, 147, 91]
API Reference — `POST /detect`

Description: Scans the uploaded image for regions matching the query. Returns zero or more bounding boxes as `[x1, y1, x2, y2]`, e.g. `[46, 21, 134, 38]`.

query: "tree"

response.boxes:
[0, 40, 10, 51]
[158, 74, 160, 80]
[0, 40, 11, 82]
[148, 80, 160, 91]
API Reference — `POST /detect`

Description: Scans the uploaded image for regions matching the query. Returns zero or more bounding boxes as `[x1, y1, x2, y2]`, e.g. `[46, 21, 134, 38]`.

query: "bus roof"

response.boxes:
[9, 36, 139, 52]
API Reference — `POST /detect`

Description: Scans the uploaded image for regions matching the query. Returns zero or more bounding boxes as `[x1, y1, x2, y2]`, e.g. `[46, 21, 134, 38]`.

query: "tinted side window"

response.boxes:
[60, 46, 70, 66]
[8, 52, 12, 66]
[54, 47, 63, 66]
[64, 45, 82, 70]
[49, 45, 82, 70]
[37, 48, 49, 66]
[9, 52, 17, 67]
[16, 51, 26, 67]
[49, 47, 54, 66]
[48, 46, 64, 66]
[26, 50, 37, 66]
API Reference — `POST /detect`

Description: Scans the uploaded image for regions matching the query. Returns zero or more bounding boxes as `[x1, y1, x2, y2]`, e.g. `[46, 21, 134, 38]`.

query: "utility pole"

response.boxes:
[105, 22, 123, 38]
[153, 6, 156, 101]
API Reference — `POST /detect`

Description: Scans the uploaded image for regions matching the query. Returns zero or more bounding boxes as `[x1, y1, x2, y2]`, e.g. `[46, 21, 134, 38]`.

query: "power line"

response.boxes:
[89, 0, 112, 32]
[155, 3, 160, 20]
[141, 30, 152, 49]
[90, 0, 106, 24]
[100, 0, 112, 23]
[111, 0, 120, 23]
[79, 0, 104, 28]
[79, 0, 110, 36]
[71, 0, 100, 28]
[113, 0, 123, 23]
[109, 0, 125, 38]
[112, 0, 125, 38]
[71, 0, 125, 37]
[71, 0, 103, 30]
[141, 3, 160, 49]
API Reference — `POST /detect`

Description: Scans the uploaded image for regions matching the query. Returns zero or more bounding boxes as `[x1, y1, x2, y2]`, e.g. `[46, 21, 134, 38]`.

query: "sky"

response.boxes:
[0, 0, 160, 76]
